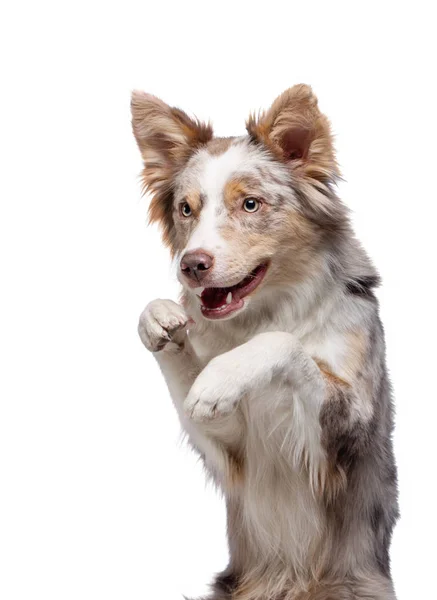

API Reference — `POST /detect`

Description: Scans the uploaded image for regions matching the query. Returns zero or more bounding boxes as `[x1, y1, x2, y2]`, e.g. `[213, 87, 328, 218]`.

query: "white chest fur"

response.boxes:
[237, 385, 325, 569]
[181, 308, 335, 569]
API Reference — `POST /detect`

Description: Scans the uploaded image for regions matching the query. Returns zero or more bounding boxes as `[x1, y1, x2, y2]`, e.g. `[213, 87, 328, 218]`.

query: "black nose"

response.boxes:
[180, 250, 214, 283]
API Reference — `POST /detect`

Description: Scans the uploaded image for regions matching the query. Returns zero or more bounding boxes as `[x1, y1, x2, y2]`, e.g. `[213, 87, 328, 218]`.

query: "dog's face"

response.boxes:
[132, 85, 343, 320]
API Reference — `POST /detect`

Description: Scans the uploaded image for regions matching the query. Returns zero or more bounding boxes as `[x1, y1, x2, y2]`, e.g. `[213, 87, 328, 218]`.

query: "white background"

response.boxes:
[1, 2, 436, 599]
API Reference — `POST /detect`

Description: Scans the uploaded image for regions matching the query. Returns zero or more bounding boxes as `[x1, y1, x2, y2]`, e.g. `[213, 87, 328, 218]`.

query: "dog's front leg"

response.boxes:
[138, 299, 239, 479]
[184, 331, 326, 481]
[138, 299, 201, 409]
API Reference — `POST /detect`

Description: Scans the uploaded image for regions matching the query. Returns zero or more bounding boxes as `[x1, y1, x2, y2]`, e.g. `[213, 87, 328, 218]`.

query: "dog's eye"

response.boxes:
[243, 198, 260, 213]
[180, 202, 192, 217]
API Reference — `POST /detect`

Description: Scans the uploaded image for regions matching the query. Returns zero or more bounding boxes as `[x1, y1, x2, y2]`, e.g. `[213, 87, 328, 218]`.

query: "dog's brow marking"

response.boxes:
[199, 143, 250, 200]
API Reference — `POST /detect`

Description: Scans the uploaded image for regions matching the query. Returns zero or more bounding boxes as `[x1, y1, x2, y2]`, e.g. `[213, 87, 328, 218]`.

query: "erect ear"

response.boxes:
[246, 84, 339, 186]
[131, 91, 213, 246]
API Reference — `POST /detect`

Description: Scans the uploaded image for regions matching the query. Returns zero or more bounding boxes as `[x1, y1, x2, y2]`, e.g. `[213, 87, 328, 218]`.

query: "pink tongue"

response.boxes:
[201, 287, 229, 309]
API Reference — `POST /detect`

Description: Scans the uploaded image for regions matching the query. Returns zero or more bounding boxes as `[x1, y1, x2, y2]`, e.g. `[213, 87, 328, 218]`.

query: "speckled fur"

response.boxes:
[132, 85, 398, 599]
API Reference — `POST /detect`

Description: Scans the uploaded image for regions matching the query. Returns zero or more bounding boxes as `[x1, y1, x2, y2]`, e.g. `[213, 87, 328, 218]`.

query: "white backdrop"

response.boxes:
[1, 2, 436, 599]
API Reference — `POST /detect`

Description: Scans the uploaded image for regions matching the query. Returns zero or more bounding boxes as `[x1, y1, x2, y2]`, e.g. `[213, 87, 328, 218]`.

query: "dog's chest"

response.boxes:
[187, 326, 246, 366]
[185, 324, 328, 564]
[221, 384, 326, 568]
[189, 378, 326, 566]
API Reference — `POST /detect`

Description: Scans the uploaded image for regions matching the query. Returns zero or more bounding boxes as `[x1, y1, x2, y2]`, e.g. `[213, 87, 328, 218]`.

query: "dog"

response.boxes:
[131, 85, 399, 599]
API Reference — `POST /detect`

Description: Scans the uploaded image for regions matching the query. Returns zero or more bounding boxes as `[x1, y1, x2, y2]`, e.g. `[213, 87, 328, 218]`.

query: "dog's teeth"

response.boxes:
[193, 287, 204, 294]
[226, 292, 232, 305]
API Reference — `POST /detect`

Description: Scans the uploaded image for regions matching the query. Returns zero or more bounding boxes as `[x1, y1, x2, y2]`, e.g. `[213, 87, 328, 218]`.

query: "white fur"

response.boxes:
[182, 190, 225, 256]
[181, 145, 253, 274]
[198, 143, 253, 196]
[141, 298, 332, 573]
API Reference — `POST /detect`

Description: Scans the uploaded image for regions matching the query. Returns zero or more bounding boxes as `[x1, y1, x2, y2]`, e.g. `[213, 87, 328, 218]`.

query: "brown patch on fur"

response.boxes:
[183, 190, 203, 217]
[223, 176, 263, 210]
[316, 360, 350, 388]
[227, 451, 245, 488]
[343, 329, 375, 425]
[317, 350, 377, 496]
[223, 179, 249, 208]
[315, 360, 350, 502]
[131, 91, 213, 251]
[207, 136, 235, 156]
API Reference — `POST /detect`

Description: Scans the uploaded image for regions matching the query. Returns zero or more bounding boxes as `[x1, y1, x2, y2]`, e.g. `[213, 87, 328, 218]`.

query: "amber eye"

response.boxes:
[243, 198, 260, 213]
[180, 202, 192, 217]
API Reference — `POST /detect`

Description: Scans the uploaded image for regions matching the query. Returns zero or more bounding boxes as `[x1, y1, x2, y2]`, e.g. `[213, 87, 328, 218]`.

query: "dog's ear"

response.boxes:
[131, 92, 213, 172]
[131, 92, 213, 247]
[246, 84, 339, 186]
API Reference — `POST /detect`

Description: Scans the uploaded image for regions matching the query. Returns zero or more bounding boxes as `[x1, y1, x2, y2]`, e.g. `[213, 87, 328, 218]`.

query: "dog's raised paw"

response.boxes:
[184, 356, 244, 422]
[138, 299, 188, 352]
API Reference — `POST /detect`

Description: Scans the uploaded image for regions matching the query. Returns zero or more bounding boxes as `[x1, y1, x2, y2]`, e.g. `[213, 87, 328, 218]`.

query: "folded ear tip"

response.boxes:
[287, 83, 317, 103]
[131, 89, 146, 105]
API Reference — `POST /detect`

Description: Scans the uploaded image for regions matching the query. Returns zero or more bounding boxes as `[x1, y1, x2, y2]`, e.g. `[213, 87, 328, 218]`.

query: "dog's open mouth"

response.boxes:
[199, 263, 268, 319]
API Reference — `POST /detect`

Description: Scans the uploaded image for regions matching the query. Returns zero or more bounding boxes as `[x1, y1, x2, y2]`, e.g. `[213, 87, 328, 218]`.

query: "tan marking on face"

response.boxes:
[223, 176, 263, 211]
[182, 190, 202, 217]
[223, 179, 249, 209]
[215, 202, 323, 291]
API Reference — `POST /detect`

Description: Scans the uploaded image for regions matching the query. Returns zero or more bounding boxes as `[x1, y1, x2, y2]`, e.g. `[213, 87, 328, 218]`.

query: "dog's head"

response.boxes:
[132, 85, 346, 321]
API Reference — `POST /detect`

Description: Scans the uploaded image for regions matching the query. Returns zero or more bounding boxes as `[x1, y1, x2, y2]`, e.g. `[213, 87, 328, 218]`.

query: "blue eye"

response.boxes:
[243, 198, 260, 213]
[180, 202, 192, 217]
